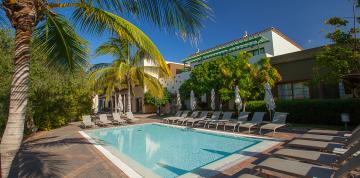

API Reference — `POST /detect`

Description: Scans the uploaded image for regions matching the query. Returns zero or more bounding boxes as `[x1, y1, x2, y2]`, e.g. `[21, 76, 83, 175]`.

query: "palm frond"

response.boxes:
[33, 12, 89, 72]
[88, 62, 111, 73]
[95, 37, 129, 59]
[71, 3, 170, 76]
[86, 0, 212, 41]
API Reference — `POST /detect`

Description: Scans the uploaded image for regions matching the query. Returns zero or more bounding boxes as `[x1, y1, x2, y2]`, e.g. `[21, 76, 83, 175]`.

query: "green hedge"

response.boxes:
[246, 99, 360, 126]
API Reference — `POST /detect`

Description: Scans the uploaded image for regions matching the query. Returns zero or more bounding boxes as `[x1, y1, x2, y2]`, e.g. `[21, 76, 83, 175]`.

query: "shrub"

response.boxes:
[246, 99, 360, 126]
[0, 29, 92, 133]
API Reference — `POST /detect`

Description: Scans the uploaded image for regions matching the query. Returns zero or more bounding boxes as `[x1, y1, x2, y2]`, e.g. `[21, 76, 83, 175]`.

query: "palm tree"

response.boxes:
[90, 38, 165, 113]
[0, 0, 211, 177]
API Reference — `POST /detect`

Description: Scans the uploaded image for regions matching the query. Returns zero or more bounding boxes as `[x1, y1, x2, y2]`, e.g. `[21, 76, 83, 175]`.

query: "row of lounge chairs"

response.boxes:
[164, 110, 289, 135]
[81, 112, 137, 128]
[239, 125, 360, 178]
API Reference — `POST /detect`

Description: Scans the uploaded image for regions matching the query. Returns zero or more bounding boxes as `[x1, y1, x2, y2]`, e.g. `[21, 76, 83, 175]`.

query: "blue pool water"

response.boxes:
[86, 124, 261, 178]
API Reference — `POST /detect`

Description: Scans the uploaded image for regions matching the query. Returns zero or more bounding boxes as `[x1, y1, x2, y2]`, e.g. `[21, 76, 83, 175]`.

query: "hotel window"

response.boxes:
[278, 83, 293, 100]
[277, 82, 310, 100]
[259, 48, 265, 54]
[248, 48, 265, 56]
[293, 82, 310, 99]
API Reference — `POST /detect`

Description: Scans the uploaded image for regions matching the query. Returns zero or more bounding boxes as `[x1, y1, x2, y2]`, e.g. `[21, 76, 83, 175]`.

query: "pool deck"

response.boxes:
[9, 115, 299, 178]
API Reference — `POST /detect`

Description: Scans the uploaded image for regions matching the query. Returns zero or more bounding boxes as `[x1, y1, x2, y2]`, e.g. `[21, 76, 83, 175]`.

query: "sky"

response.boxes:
[77, 0, 356, 64]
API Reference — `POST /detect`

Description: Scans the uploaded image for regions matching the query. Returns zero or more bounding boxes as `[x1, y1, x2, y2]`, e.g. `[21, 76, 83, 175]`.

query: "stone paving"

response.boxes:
[8, 115, 299, 178]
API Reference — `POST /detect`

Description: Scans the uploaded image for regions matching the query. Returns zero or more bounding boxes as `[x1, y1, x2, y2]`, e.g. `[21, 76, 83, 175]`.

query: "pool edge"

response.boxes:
[79, 131, 143, 178]
[80, 123, 285, 178]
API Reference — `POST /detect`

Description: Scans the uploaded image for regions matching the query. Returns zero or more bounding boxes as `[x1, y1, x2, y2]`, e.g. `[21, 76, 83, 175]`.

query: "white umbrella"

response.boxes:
[264, 82, 276, 120]
[234, 86, 242, 113]
[92, 95, 99, 114]
[211, 89, 215, 110]
[190, 90, 197, 111]
[176, 91, 182, 110]
[118, 94, 123, 113]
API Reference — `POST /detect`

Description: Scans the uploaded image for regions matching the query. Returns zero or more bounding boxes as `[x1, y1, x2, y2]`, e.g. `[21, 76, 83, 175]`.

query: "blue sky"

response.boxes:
[78, 0, 356, 64]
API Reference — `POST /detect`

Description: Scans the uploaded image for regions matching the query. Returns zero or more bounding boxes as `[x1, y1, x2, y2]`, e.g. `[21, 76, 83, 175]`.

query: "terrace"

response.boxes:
[9, 113, 359, 178]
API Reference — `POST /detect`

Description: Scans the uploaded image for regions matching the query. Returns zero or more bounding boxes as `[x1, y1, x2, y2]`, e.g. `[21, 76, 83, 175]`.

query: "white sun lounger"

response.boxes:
[259, 112, 288, 135]
[177, 111, 199, 125]
[112, 112, 127, 125]
[98, 114, 112, 126]
[223, 112, 251, 131]
[82, 115, 95, 128]
[185, 111, 209, 127]
[238, 112, 265, 133]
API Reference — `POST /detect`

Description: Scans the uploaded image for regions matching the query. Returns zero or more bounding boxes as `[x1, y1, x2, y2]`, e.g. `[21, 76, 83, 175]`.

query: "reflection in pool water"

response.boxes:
[86, 124, 261, 178]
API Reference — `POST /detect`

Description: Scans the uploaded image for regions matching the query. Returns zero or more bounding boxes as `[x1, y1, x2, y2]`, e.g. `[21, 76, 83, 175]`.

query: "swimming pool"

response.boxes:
[81, 123, 281, 178]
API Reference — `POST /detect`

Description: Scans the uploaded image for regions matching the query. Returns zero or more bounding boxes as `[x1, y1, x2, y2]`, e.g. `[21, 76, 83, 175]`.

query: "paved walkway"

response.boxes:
[9, 116, 297, 178]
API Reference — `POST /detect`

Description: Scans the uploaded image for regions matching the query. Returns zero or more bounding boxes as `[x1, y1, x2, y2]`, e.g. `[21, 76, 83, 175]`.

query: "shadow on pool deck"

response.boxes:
[8, 122, 128, 178]
[9, 147, 66, 178]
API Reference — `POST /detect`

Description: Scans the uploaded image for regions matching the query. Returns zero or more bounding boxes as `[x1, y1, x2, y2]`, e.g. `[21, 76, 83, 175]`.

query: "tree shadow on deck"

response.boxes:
[9, 147, 66, 178]
[8, 136, 102, 178]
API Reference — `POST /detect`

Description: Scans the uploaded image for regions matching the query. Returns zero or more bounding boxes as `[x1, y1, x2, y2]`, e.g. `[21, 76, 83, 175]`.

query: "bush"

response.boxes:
[246, 99, 360, 126]
[27, 57, 93, 131]
[0, 29, 92, 133]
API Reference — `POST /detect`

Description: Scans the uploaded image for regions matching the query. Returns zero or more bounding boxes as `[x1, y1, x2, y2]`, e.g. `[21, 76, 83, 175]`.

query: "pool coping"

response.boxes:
[79, 123, 284, 178]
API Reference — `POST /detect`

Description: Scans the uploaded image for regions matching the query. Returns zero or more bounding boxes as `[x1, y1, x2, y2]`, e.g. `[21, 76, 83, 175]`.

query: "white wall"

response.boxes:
[271, 31, 302, 56]
[161, 72, 190, 94]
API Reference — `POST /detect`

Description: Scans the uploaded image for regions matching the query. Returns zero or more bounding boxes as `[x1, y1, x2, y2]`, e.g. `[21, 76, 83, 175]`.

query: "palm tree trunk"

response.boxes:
[127, 79, 132, 113]
[1, 1, 37, 177]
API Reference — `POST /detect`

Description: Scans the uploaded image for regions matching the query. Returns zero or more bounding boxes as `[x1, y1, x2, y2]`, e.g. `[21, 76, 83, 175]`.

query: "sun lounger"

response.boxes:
[185, 111, 209, 127]
[287, 129, 360, 151]
[98, 114, 112, 126]
[238, 112, 265, 133]
[195, 111, 221, 127]
[167, 111, 189, 124]
[206, 111, 232, 129]
[259, 112, 288, 135]
[223, 112, 251, 131]
[203, 111, 221, 128]
[237, 174, 261, 178]
[112, 112, 127, 125]
[253, 155, 360, 178]
[82, 115, 95, 128]
[286, 139, 345, 152]
[212, 112, 233, 129]
[126, 112, 138, 123]
[307, 124, 360, 136]
[177, 111, 199, 125]
[296, 130, 360, 143]
[164, 111, 183, 123]
[273, 141, 360, 167]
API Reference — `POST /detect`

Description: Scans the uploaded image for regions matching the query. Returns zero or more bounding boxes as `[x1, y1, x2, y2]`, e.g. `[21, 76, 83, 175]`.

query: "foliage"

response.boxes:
[179, 52, 281, 108]
[246, 99, 360, 126]
[0, 29, 14, 134]
[144, 88, 172, 107]
[0, 29, 92, 132]
[27, 55, 93, 131]
[33, 13, 89, 71]
[315, 46, 360, 82]
[315, 5, 360, 96]
[89, 38, 165, 101]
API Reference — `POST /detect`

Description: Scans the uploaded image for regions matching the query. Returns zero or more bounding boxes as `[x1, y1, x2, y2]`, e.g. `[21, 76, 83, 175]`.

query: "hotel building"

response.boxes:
[98, 27, 353, 113]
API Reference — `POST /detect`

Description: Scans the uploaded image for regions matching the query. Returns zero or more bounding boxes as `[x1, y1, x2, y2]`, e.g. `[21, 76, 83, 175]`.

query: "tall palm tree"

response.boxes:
[0, 0, 211, 177]
[90, 38, 165, 113]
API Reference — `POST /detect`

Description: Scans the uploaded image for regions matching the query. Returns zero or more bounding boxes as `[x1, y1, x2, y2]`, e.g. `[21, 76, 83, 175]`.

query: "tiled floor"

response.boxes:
[9, 116, 298, 178]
